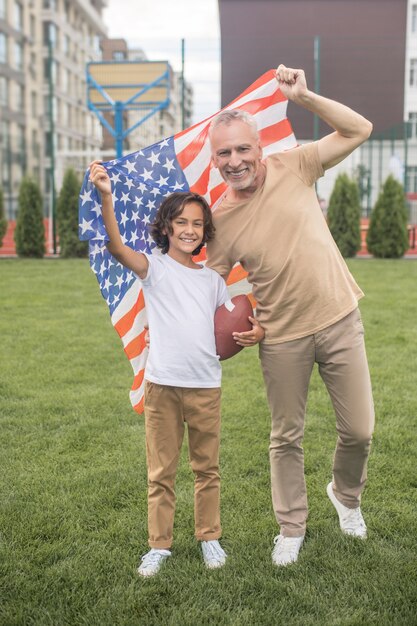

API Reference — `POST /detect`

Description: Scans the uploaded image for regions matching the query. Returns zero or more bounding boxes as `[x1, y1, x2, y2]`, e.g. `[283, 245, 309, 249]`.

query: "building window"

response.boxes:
[61, 67, 68, 91]
[412, 5, 417, 32]
[43, 0, 56, 9]
[63, 34, 70, 55]
[0, 33, 7, 64]
[32, 129, 39, 157]
[408, 112, 417, 137]
[113, 51, 126, 61]
[16, 83, 24, 111]
[406, 166, 417, 193]
[44, 58, 56, 83]
[14, 1, 23, 31]
[44, 95, 57, 122]
[93, 35, 101, 56]
[29, 51, 36, 77]
[18, 124, 25, 153]
[44, 167, 51, 193]
[0, 76, 8, 106]
[15, 41, 23, 70]
[0, 0, 6, 19]
[31, 91, 37, 116]
[410, 59, 417, 86]
[43, 21, 57, 46]
[44, 132, 52, 157]
[30, 14, 36, 39]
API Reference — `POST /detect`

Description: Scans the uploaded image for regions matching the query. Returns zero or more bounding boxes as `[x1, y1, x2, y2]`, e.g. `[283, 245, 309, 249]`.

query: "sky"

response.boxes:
[102, 0, 221, 124]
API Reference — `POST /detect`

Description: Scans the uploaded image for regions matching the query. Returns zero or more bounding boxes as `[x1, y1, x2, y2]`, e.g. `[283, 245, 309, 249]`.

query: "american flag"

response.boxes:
[79, 69, 296, 413]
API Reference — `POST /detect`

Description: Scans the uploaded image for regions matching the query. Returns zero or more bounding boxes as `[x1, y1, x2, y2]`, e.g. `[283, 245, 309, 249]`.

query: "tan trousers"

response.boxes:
[144, 382, 222, 549]
[259, 308, 374, 538]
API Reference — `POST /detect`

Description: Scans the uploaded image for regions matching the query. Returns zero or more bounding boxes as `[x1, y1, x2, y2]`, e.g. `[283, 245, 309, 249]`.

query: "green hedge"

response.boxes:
[57, 168, 88, 258]
[14, 177, 45, 258]
[0, 187, 7, 248]
[367, 175, 409, 258]
[327, 173, 361, 258]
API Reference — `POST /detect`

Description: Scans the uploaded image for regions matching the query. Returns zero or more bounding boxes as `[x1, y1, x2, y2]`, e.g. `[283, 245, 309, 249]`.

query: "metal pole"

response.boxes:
[181, 38, 185, 130]
[48, 38, 57, 254]
[367, 139, 373, 217]
[115, 101, 123, 158]
[313, 35, 320, 141]
[378, 138, 383, 194]
[6, 128, 12, 220]
[404, 121, 408, 192]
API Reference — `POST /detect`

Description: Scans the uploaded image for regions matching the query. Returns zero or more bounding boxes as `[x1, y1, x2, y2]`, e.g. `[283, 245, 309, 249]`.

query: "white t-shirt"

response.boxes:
[140, 253, 228, 388]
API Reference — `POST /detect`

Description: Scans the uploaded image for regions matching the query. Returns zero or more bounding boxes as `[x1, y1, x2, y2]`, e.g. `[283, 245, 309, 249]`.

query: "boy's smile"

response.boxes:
[165, 201, 205, 266]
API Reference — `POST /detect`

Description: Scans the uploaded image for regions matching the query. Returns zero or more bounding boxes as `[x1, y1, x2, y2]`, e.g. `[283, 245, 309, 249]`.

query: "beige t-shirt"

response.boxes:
[206, 142, 364, 344]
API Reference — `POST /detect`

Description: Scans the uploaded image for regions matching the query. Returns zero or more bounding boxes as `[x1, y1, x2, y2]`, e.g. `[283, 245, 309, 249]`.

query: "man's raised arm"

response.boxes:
[276, 64, 373, 171]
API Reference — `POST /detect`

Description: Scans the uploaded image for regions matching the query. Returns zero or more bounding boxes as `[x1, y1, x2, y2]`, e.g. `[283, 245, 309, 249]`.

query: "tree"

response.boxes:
[366, 175, 409, 258]
[14, 177, 45, 258]
[327, 173, 361, 258]
[0, 187, 7, 248]
[353, 164, 371, 212]
[57, 168, 88, 257]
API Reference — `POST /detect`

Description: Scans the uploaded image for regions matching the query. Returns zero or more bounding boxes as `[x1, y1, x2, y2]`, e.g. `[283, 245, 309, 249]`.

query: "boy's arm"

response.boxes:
[89, 161, 149, 279]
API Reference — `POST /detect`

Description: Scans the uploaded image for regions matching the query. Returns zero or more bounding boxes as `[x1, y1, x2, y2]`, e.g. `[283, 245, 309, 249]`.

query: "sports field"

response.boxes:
[1, 259, 416, 625]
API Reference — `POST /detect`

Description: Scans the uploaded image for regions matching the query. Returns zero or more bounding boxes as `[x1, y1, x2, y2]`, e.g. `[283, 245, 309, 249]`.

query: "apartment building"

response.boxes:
[0, 0, 107, 219]
[100, 37, 193, 156]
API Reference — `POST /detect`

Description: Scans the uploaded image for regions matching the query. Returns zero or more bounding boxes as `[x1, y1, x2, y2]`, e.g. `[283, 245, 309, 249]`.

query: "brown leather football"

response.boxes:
[214, 294, 253, 360]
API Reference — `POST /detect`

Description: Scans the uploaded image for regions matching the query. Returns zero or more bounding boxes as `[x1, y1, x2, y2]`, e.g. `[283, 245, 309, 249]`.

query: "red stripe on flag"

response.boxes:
[239, 92, 287, 117]
[194, 247, 207, 263]
[226, 70, 276, 106]
[131, 369, 145, 391]
[173, 70, 276, 143]
[259, 118, 293, 146]
[190, 164, 211, 196]
[227, 265, 248, 285]
[176, 125, 210, 170]
[133, 398, 144, 414]
[210, 184, 226, 206]
[114, 290, 145, 337]
[124, 328, 147, 360]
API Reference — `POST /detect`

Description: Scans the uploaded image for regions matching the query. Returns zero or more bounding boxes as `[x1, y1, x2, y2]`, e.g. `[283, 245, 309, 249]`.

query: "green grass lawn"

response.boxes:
[1, 259, 416, 626]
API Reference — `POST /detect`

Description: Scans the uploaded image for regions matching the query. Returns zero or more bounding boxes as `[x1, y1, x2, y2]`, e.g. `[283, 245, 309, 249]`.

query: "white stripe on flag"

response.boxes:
[225, 77, 278, 110]
[111, 279, 142, 325]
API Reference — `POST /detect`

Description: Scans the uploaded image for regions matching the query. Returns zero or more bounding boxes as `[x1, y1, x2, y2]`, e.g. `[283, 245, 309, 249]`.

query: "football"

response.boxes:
[214, 294, 253, 361]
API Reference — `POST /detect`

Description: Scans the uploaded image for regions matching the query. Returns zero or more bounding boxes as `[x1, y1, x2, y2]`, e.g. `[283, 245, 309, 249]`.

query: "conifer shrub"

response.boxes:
[0, 187, 7, 248]
[327, 173, 361, 257]
[366, 175, 409, 258]
[57, 168, 88, 257]
[14, 177, 45, 258]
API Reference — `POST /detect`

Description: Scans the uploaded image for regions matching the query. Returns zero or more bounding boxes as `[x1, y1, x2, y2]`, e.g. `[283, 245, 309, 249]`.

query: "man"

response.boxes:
[206, 64, 374, 566]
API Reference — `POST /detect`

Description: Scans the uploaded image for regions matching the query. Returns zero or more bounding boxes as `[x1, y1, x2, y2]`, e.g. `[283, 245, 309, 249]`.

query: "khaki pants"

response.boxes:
[144, 382, 222, 549]
[260, 308, 374, 537]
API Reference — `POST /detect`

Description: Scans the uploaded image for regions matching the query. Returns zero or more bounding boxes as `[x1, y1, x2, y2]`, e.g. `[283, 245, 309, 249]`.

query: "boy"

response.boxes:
[89, 161, 264, 576]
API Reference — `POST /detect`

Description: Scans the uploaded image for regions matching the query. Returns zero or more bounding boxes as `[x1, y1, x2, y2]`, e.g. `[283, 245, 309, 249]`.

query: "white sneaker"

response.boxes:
[201, 539, 227, 569]
[327, 482, 367, 539]
[272, 534, 304, 566]
[137, 548, 171, 577]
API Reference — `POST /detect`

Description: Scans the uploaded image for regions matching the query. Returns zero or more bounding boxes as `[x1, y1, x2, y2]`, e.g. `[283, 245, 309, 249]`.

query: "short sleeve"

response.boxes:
[215, 274, 229, 308]
[206, 238, 235, 281]
[276, 142, 324, 187]
[140, 253, 166, 287]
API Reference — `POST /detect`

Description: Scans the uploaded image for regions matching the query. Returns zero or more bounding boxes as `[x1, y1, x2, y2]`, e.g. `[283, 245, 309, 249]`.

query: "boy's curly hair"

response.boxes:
[150, 192, 215, 255]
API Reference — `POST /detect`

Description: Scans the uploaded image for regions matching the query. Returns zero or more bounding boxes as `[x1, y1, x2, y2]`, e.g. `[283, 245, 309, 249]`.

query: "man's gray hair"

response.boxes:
[208, 109, 259, 138]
